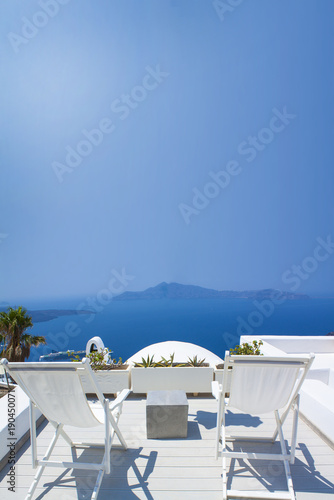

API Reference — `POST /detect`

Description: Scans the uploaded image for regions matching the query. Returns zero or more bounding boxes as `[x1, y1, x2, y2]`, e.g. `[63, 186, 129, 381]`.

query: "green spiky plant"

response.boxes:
[159, 353, 186, 367]
[159, 352, 177, 367]
[186, 355, 206, 366]
[134, 354, 159, 368]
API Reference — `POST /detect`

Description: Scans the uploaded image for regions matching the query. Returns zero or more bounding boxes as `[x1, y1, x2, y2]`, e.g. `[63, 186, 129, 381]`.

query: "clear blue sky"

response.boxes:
[1, 0, 334, 303]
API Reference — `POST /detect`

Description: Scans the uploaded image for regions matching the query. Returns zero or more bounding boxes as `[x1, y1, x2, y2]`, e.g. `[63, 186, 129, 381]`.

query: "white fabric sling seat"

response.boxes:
[212, 351, 314, 500]
[1, 358, 131, 500]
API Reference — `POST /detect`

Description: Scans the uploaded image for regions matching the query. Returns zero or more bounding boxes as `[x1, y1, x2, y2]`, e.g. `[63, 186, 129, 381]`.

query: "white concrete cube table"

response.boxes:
[146, 390, 188, 439]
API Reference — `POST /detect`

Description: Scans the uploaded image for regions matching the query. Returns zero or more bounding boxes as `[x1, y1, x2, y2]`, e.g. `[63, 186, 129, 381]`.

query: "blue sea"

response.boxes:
[26, 298, 334, 362]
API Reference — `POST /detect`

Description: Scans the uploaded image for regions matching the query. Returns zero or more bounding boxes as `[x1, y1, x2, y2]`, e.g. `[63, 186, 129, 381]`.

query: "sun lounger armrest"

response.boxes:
[109, 389, 131, 411]
[211, 381, 221, 400]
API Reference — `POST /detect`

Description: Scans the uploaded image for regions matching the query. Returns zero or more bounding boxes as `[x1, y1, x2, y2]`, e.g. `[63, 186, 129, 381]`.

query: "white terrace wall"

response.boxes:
[240, 335, 334, 446]
[242, 335, 334, 354]
[0, 387, 42, 470]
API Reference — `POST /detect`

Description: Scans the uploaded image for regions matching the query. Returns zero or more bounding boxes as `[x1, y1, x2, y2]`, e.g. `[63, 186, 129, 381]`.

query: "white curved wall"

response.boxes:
[127, 340, 223, 367]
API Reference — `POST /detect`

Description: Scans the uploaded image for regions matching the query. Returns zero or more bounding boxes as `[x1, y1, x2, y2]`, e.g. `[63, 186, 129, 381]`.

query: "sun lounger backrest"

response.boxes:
[6, 363, 100, 427]
[227, 356, 309, 415]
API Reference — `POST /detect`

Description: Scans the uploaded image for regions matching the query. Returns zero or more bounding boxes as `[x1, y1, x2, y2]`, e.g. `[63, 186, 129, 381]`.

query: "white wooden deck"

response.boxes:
[0, 395, 333, 499]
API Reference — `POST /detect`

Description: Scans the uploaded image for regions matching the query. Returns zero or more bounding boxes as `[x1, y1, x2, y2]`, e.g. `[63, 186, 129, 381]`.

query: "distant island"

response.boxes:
[28, 309, 92, 323]
[113, 282, 309, 301]
[0, 285, 308, 324]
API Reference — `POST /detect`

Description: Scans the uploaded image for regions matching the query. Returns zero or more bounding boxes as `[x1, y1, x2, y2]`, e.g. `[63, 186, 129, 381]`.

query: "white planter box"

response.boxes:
[131, 366, 214, 393]
[214, 367, 232, 394]
[214, 368, 224, 384]
[80, 368, 130, 394]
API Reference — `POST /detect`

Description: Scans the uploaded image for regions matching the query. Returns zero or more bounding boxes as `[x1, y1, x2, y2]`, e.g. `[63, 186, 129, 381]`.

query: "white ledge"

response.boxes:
[0, 386, 43, 470]
[241, 335, 334, 446]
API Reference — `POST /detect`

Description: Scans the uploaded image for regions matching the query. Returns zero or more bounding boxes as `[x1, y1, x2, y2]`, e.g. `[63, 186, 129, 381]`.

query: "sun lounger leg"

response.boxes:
[109, 412, 127, 450]
[91, 469, 105, 500]
[290, 395, 299, 464]
[29, 401, 37, 468]
[215, 394, 222, 460]
[48, 419, 74, 447]
[275, 411, 295, 500]
[25, 425, 62, 500]
[221, 408, 227, 500]
[104, 399, 111, 474]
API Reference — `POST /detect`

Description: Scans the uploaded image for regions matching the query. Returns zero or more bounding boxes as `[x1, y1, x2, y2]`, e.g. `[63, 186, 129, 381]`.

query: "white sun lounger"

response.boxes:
[212, 351, 314, 500]
[1, 358, 131, 500]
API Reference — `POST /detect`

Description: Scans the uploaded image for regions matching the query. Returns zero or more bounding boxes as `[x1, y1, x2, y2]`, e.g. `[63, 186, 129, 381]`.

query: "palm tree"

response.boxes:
[0, 306, 46, 362]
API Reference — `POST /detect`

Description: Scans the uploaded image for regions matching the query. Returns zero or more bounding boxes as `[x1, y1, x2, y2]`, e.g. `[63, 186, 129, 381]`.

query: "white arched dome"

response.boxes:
[127, 340, 223, 367]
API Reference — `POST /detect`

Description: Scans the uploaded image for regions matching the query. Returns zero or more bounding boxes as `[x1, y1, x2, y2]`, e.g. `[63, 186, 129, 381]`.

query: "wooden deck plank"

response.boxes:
[0, 397, 333, 500]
